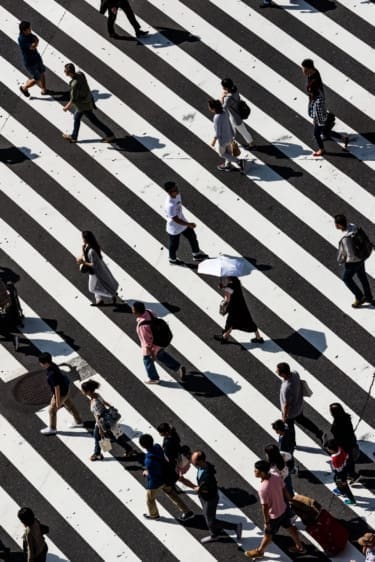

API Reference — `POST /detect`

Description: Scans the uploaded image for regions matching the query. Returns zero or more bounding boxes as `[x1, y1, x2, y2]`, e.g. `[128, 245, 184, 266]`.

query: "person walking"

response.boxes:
[264, 443, 294, 496]
[157, 422, 195, 488]
[329, 403, 360, 483]
[39, 352, 82, 435]
[220, 78, 254, 149]
[244, 460, 305, 558]
[208, 99, 246, 173]
[214, 276, 264, 344]
[189, 450, 242, 544]
[76, 230, 119, 306]
[164, 181, 208, 265]
[62, 63, 115, 143]
[271, 419, 295, 472]
[335, 214, 374, 307]
[81, 379, 137, 461]
[18, 507, 48, 562]
[326, 439, 356, 505]
[139, 434, 194, 521]
[18, 21, 48, 98]
[277, 362, 323, 447]
[99, 0, 148, 39]
[132, 301, 186, 384]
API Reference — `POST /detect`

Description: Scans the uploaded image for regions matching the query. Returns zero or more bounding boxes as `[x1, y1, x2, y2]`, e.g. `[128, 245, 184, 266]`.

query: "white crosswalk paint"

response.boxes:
[0, 487, 69, 561]
[0, 414, 140, 560]
[1, 109, 374, 394]
[335, 0, 375, 26]
[0, 344, 27, 382]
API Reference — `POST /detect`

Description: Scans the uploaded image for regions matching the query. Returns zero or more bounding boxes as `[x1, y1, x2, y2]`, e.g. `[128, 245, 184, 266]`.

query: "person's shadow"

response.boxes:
[0, 147, 38, 164]
[144, 27, 200, 48]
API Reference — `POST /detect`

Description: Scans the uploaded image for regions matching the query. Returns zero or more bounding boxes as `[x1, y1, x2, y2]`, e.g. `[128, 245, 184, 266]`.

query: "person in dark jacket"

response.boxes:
[190, 450, 242, 544]
[220, 78, 254, 149]
[214, 277, 264, 344]
[18, 507, 48, 562]
[329, 403, 360, 482]
[139, 434, 194, 521]
[272, 419, 295, 472]
[62, 63, 115, 143]
[157, 423, 195, 488]
[18, 21, 48, 97]
[99, 0, 148, 39]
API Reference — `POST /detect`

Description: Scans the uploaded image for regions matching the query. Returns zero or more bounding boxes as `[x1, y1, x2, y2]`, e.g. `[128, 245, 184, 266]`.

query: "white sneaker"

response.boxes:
[69, 422, 84, 429]
[40, 427, 57, 435]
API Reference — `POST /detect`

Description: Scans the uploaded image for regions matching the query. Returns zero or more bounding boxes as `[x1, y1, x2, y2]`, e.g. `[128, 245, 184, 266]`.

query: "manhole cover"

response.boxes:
[13, 369, 51, 405]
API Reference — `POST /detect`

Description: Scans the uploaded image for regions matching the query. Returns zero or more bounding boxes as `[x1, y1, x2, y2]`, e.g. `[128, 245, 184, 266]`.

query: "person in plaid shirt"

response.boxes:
[309, 90, 328, 157]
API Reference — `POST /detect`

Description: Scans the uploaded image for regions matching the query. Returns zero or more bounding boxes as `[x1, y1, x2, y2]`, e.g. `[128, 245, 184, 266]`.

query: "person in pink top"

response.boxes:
[245, 460, 305, 559]
[132, 301, 186, 385]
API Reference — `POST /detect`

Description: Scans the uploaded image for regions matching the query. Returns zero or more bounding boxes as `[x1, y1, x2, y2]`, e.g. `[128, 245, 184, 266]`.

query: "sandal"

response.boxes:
[312, 150, 325, 157]
[90, 453, 103, 461]
[244, 548, 264, 559]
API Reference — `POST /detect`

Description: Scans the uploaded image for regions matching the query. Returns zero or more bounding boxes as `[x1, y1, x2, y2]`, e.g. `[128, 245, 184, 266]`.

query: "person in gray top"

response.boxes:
[277, 362, 323, 448]
[335, 214, 374, 308]
[208, 99, 245, 174]
[221, 78, 254, 150]
[62, 63, 115, 143]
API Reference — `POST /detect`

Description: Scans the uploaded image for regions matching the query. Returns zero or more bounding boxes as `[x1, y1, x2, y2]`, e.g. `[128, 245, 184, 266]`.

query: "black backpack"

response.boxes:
[237, 100, 251, 120]
[351, 228, 373, 261]
[139, 316, 173, 347]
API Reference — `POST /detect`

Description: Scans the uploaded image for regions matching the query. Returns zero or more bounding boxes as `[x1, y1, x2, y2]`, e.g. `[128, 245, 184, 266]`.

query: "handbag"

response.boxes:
[99, 437, 112, 452]
[301, 379, 313, 397]
[230, 140, 241, 157]
[219, 299, 229, 316]
[99, 405, 122, 431]
[79, 263, 93, 274]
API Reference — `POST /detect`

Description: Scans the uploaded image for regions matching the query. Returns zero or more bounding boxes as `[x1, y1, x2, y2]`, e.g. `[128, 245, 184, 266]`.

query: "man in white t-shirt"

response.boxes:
[164, 182, 208, 265]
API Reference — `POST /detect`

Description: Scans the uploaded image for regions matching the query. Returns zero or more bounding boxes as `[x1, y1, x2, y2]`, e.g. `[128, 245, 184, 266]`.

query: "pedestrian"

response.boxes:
[329, 403, 360, 483]
[302, 59, 348, 152]
[208, 99, 246, 173]
[264, 443, 294, 496]
[99, 0, 148, 39]
[190, 450, 242, 544]
[81, 379, 137, 461]
[220, 78, 254, 149]
[277, 362, 323, 447]
[62, 63, 115, 143]
[326, 438, 356, 505]
[39, 352, 82, 435]
[18, 21, 48, 98]
[357, 532, 375, 562]
[164, 181, 208, 265]
[214, 276, 264, 344]
[139, 434, 194, 521]
[18, 507, 48, 562]
[132, 301, 186, 384]
[76, 230, 119, 306]
[335, 214, 374, 308]
[157, 422, 195, 488]
[271, 419, 295, 475]
[244, 460, 305, 559]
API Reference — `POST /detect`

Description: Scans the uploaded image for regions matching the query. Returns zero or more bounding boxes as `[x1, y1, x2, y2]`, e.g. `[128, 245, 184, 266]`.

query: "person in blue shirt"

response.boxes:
[18, 21, 48, 98]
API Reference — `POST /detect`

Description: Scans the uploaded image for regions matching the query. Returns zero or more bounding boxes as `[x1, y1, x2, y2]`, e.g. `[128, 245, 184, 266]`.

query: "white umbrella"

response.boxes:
[197, 255, 251, 277]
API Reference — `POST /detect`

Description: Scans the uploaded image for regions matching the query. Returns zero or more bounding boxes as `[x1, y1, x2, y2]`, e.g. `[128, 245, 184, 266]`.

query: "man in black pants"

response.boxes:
[277, 362, 323, 447]
[99, 0, 148, 39]
[164, 181, 208, 265]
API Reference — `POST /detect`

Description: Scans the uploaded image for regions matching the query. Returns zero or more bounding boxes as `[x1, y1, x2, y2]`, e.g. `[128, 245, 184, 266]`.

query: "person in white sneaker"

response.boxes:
[39, 352, 82, 435]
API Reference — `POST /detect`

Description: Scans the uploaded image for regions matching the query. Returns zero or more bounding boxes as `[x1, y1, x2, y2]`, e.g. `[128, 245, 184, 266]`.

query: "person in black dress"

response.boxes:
[329, 403, 360, 482]
[214, 276, 264, 344]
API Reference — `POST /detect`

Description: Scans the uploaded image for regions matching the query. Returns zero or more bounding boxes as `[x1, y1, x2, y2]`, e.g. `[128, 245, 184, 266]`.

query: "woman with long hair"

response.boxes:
[76, 230, 119, 306]
[264, 443, 294, 496]
[157, 422, 195, 488]
[329, 402, 359, 482]
[214, 276, 264, 344]
[208, 98, 245, 174]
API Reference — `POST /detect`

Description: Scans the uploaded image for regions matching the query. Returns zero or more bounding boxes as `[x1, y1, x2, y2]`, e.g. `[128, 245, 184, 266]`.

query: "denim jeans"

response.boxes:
[143, 349, 181, 380]
[72, 110, 113, 140]
[168, 228, 200, 260]
[107, 0, 140, 34]
[342, 261, 372, 300]
[313, 124, 324, 149]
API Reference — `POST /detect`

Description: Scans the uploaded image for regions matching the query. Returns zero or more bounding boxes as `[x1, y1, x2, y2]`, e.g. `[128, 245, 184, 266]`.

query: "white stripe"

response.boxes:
[1, 109, 374, 395]
[266, 0, 375, 73]
[0, 344, 27, 382]
[0, 414, 140, 560]
[0, 220, 374, 529]
[335, 0, 375, 26]
[0, 487, 69, 561]
[2, 163, 375, 457]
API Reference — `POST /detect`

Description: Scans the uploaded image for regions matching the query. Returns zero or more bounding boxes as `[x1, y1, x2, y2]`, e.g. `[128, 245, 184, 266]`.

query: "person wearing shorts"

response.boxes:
[18, 21, 48, 97]
[245, 460, 305, 559]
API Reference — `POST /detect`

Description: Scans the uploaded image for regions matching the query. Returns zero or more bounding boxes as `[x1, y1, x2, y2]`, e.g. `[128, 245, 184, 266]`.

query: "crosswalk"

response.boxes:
[0, 0, 374, 560]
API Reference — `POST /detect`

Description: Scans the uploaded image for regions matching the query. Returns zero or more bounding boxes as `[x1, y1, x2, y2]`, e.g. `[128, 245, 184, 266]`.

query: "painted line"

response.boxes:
[1, 108, 374, 392]
[335, 0, 375, 27]
[0, 414, 140, 560]
[0, 486, 69, 561]
[0, 344, 27, 382]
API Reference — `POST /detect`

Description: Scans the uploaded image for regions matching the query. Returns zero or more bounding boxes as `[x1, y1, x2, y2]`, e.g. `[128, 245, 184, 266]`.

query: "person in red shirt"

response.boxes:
[245, 460, 305, 559]
[326, 439, 356, 505]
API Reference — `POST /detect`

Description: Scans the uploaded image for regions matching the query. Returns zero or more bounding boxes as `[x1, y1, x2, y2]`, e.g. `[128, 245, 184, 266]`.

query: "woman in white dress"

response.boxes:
[76, 231, 119, 306]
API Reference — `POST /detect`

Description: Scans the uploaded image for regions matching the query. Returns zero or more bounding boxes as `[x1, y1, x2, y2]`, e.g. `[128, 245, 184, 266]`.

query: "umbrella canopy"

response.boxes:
[197, 255, 251, 277]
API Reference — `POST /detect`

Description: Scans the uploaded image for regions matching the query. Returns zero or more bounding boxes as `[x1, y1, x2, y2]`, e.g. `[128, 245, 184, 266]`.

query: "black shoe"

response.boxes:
[178, 511, 195, 522]
[136, 30, 149, 37]
[217, 163, 234, 172]
[109, 33, 121, 39]
[214, 334, 228, 344]
[242, 143, 256, 150]
[192, 252, 209, 261]
[143, 513, 160, 520]
[169, 258, 185, 266]
[240, 160, 247, 175]
[364, 297, 375, 305]
[251, 337, 264, 344]
[20, 86, 30, 98]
